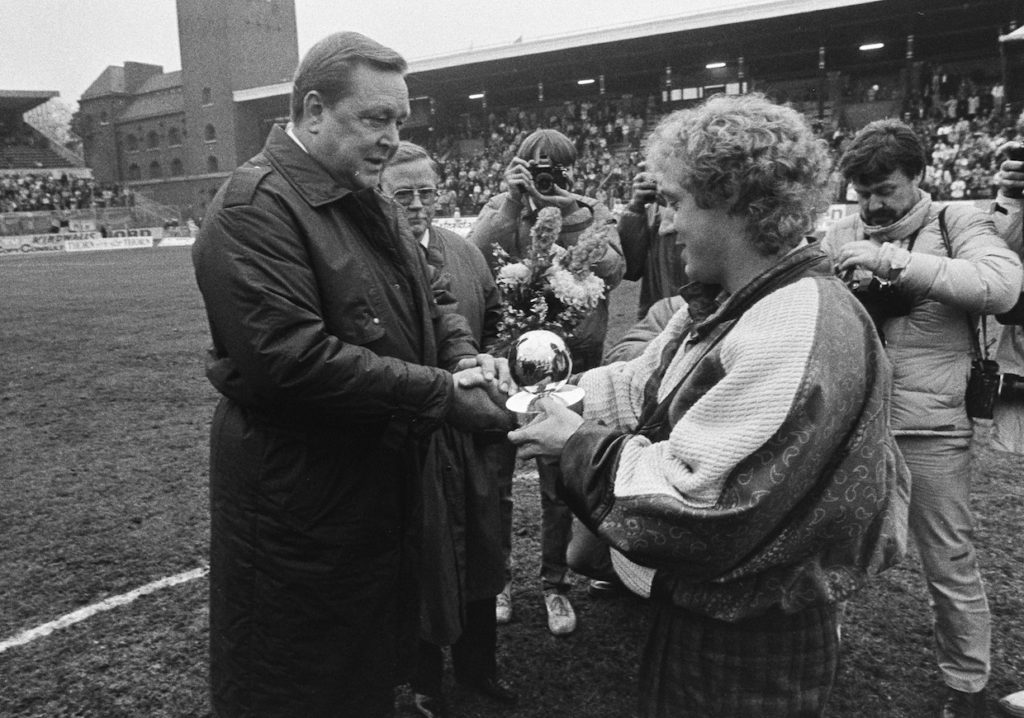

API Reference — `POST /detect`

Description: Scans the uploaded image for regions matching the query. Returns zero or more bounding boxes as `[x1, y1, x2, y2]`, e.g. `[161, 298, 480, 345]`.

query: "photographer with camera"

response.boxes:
[823, 119, 1023, 718]
[618, 169, 688, 319]
[988, 140, 1024, 718]
[470, 128, 625, 636]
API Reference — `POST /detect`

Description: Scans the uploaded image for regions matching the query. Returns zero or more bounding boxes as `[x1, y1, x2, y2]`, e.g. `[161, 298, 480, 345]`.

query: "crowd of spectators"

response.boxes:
[423, 97, 650, 217]
[2, 72, 1019, 219]
[418, 84, 1023, 216]
[0, 173, 134, 213]
[825, 77, 1021, 202]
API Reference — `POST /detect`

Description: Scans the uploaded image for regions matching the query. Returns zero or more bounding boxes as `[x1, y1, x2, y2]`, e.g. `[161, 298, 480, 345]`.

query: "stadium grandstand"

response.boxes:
[0, 89, 147, 237]
[6, 0, 1024, 236]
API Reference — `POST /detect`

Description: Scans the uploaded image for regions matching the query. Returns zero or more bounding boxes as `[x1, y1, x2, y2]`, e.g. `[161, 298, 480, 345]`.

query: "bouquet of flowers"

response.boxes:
[491, 206, 610, 351]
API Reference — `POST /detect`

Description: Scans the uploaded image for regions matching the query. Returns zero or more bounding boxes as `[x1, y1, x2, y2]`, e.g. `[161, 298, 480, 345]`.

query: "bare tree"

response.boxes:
[24, 99, 80, 154]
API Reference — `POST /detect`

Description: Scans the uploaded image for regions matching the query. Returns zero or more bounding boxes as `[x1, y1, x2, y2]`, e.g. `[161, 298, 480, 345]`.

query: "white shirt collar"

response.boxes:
[285, 124, 308, 154]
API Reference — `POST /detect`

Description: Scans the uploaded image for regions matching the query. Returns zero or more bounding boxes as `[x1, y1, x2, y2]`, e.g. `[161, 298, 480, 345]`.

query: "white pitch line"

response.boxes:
[0, 565, 209, 654]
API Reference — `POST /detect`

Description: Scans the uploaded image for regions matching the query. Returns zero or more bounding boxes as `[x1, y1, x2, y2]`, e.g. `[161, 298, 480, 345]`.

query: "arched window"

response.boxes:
[100, 111, 109, 126]
[170, 158, 184, 176]
[206, 155, 219, 173]
[204, 124, 216, 142]
[149, 161, 162, 179]
[125, 134, 138, 152]
[147, 130, 160, 149]
[202, 87, 212, 105]
[168, 127, 181, 146]
[128, 163, 141, 180]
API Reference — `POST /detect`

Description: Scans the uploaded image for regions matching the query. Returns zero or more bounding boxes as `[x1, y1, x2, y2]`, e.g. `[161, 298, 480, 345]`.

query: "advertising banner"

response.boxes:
[0, 233, 78, 255]
[65, 236, 154, 252]
[110, 227, 165, 239]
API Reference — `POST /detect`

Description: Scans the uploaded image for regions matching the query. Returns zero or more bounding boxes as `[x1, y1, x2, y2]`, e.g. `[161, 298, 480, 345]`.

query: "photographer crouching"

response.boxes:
[469, 128, 625, 637]
[823, 119, 1023, 718]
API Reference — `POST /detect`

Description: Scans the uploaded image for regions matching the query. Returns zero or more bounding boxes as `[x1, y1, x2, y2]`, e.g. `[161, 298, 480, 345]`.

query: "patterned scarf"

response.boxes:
[859, 189, 931, 244]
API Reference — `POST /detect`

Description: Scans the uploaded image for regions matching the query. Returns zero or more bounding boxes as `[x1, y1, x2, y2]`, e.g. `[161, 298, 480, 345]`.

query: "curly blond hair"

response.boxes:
[646, 93, 830, 255]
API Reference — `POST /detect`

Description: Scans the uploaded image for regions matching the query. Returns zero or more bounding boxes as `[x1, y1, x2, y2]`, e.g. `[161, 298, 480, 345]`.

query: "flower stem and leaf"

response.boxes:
[492, 206, 609, 352]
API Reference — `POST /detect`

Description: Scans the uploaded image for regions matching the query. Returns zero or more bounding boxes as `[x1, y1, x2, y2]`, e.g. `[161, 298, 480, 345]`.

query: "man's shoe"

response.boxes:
[459, 676, 518, 705]
[998, 690, 1024, 718]
[412, 692, 446, 718]
[940, 687, 987, 718]
[544, 592, 577, 636]
[495, 581, 512, 624]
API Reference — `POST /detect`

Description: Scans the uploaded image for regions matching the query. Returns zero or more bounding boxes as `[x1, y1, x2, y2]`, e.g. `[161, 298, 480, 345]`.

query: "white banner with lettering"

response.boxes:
[65, 236, 154, 252]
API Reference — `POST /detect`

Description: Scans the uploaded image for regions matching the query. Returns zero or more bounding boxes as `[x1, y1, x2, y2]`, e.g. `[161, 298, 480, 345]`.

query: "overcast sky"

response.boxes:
[1, 0, 745, 110]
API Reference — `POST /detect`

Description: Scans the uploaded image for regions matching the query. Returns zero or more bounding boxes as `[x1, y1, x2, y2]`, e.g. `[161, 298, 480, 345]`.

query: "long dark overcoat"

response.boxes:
[192, 126, 476, 717]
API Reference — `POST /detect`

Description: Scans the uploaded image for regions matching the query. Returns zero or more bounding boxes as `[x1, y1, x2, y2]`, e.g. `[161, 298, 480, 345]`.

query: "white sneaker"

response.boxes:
[544, 592, 577, 636]
[999, 690, 1024, 718]
[495, 582, 512, 625]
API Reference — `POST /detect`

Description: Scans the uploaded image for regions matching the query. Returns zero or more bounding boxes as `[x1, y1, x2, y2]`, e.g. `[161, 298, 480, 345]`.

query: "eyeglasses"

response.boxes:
[391, 187, 438, 206]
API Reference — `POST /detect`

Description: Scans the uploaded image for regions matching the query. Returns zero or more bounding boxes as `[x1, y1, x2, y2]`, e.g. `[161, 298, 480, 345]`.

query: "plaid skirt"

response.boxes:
[639, 601, 840, 717]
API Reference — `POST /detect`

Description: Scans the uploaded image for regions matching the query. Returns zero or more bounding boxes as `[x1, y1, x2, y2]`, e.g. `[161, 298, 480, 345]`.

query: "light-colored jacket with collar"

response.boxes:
[823, 200, 1022, 437]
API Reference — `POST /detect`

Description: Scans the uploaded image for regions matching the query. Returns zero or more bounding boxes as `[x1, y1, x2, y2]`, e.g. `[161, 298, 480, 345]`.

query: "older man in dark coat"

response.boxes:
[192, 34, 512, 718]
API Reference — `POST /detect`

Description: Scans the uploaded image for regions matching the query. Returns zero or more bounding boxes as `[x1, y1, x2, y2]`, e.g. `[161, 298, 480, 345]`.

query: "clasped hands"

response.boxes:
[447, 353, 517, 432]
[447, 354, 585, 454]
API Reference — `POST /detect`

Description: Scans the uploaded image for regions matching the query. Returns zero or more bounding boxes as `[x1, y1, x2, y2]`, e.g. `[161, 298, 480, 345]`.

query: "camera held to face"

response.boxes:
[528, 155, 570, 196]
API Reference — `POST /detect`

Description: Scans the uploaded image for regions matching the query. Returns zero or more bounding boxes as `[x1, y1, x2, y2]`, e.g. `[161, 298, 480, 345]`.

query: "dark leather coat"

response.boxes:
[192, 126, 477, 717]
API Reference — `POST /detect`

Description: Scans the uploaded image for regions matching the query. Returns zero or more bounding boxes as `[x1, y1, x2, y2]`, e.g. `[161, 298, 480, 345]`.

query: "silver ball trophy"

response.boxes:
[505, 329, 585, 414]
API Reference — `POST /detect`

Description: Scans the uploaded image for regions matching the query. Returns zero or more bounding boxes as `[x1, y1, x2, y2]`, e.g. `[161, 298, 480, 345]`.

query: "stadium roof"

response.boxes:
[234, 0, 1018, 110]
[404, 0, 1018, 107]
[407, 0, 881, 73]
[234, 0, 880, 102]
[0, 90, 59, 116]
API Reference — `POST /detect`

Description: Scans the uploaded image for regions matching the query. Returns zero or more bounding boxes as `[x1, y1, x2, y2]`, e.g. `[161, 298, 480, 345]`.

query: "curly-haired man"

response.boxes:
[509, 94, 909, 717]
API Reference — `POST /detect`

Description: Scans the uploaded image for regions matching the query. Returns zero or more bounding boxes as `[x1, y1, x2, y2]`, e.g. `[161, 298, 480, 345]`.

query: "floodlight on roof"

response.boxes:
[468, 93, 484, 99]
[705, 62, 726, 69]
[859, 42, 884, 51]
[577, 78, 595, 85]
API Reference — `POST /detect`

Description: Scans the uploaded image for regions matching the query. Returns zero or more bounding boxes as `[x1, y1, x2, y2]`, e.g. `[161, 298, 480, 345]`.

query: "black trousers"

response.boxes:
[412, 596, 497, 695]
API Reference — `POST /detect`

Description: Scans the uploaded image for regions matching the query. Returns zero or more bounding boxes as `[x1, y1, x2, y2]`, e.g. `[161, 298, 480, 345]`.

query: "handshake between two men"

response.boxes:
[446, 352, 520, 433]
[446, 351, 586, 462]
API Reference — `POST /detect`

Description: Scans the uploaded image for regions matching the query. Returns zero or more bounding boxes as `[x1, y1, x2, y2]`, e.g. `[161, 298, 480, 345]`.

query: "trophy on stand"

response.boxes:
[505, 329, 585, 414]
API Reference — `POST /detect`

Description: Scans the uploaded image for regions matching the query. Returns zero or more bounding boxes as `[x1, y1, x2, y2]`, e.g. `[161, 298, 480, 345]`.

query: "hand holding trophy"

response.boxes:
[505, 329, 585, 414]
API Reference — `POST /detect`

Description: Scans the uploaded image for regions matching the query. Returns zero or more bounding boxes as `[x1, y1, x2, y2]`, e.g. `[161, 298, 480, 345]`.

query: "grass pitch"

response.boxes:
[1, 247, 1022, 717]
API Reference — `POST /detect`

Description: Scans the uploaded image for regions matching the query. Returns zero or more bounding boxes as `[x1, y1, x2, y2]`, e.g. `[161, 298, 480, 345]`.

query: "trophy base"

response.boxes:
[505, 385, 585, 414]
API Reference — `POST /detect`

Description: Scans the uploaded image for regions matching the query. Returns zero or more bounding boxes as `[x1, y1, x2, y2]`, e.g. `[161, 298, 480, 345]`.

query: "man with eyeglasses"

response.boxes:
[382, 141, 518, 718]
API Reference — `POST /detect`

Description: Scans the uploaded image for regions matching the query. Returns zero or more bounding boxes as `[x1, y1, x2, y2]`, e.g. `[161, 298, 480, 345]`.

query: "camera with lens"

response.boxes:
[528, 155, 570, 196]
[845, 274, 914, 340]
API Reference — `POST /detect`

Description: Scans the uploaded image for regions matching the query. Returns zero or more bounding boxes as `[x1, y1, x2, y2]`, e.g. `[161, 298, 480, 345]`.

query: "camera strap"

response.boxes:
[937, 206, 989, 362]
